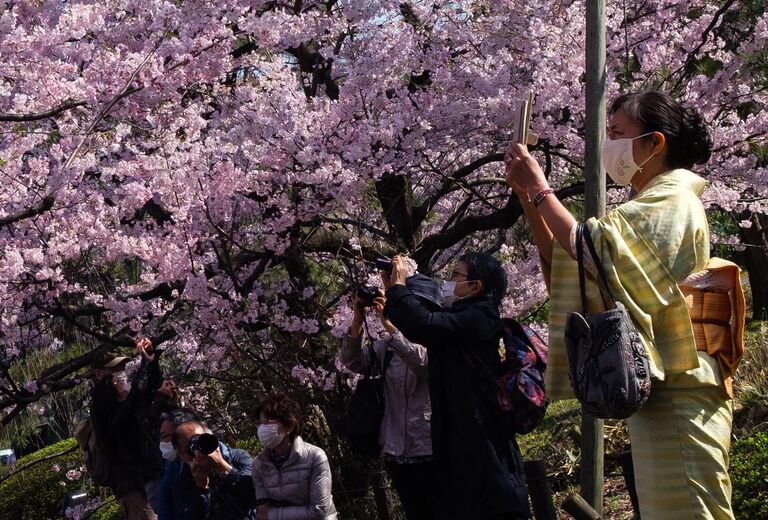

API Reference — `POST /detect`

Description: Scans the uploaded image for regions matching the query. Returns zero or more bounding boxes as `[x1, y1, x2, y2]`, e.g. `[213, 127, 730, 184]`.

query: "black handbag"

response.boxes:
[345, 341, 393, 458]
[564, 223, 652, 419]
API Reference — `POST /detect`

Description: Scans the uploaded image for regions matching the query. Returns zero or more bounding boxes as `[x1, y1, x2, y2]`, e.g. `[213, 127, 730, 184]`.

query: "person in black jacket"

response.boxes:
[89, 339, 166, 520]
[383, 253, 530, 520]
[171, 420, 255, 520]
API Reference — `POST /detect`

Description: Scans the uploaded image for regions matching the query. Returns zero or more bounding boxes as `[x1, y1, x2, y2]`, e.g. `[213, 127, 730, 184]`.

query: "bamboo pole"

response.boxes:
[581, 0, 607, 514]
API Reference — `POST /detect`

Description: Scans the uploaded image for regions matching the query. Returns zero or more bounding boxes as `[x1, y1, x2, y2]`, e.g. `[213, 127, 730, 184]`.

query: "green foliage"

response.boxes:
[748, 139, 768, 168]
[0, 438, 85, 519]
[706, 209, 743, 261]
[692, 55, 724, 78]
[1, 342, 91, 451]
[0, 437, 125, 519]
[517, 400, 582, 478]
[233, 436, 262, 455]
[730, 430, 768, 518]
[733, 321, 768, 431]
[89, 497, 123, 520]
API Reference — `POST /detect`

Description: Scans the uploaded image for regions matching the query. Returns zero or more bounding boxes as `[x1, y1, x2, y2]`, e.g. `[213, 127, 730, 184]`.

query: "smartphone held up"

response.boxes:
[513, 91, 538, 147]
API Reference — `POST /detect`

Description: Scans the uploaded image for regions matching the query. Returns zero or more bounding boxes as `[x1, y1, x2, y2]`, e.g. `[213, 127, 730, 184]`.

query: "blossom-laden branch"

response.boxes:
[0, 0, 765, 432]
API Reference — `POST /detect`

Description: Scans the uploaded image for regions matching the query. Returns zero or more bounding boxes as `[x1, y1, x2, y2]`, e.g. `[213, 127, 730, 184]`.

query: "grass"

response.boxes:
[521, 318, 768, 518]
[733, 320, 768, 435]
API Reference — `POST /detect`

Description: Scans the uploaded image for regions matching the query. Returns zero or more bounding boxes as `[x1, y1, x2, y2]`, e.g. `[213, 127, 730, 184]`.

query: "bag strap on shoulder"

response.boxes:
[576, 223, 588, 314]
[576, 222, 618, 311]
[362, 316, 381, 379]
[362, 315, 394, 378]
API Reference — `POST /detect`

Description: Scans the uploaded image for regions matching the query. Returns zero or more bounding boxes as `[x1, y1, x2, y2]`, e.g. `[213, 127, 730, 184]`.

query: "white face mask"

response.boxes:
[601, 132, 657, 186]
[257, 423, 285, 449]
[159, 441, 176, 461]
[440, 280, 473, 306]
[112, 371, 131, 396]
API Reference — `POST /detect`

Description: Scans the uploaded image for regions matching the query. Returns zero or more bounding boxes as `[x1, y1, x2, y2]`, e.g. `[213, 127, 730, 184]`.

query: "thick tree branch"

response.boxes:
[375, 174, 418, 251]
[668, 0, 738, 92]
[0, 99, 87, 122]
[0, 195, 55, 229]
[413, 152, 505, 227]
[414, 195, 524, 269]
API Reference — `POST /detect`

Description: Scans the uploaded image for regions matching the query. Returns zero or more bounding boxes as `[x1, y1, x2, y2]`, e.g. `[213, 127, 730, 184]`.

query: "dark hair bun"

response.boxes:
[680, 107, 713, 166]
[610, 91, 714, 170]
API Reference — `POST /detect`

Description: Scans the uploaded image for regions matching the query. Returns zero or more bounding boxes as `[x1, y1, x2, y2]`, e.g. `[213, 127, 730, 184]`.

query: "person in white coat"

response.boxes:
[251, 393, 337, 520]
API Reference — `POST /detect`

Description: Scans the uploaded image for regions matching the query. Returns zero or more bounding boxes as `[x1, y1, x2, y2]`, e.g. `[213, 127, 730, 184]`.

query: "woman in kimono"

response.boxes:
[505, 91, 738, 519]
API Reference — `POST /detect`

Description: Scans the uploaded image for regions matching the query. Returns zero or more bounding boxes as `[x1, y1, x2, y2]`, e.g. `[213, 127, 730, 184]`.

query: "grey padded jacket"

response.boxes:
[252, 436, 338, 520]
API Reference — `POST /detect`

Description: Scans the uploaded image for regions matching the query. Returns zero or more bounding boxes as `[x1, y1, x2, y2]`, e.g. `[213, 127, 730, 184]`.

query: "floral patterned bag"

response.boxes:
[495, 319, 549, 434]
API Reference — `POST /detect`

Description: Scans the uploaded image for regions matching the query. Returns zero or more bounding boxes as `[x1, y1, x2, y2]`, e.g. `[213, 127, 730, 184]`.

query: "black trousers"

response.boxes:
[384, 460, 439, 520]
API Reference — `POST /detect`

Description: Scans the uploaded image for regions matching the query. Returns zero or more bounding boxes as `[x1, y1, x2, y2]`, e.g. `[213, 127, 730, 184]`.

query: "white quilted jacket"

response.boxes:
[252, 436, 338, 520]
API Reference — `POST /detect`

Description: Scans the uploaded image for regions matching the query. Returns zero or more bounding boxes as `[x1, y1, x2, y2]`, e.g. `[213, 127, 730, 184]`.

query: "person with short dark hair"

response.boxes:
[383, 254, 530, 520]
[154, 409, 199, 520]
[171, 420, 255, 520]
[251, 393, 338, 520]
[341, 273, 440, 520]
[506, 90, 735, 518]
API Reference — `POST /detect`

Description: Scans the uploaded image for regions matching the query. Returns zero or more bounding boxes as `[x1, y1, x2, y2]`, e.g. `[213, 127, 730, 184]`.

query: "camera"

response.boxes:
[375, 257, 393, 273]
[187, 432, 219, 457]
[356, 286, 381, 307]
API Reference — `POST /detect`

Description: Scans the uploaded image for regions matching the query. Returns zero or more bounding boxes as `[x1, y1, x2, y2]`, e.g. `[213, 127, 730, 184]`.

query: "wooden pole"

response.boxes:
[524, 460, 557, 520]
[582, 0, 607, 514]
[562, 493, 602, 520]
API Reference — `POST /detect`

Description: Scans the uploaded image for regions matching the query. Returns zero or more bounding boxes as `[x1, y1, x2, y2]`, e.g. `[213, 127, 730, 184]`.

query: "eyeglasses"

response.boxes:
[451, 270, 469, 280]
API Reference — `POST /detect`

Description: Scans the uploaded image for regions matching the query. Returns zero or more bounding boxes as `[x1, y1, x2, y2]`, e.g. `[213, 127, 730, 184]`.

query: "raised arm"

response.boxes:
[340, 334, 374, 374]
[505, 143, 577, 266]
[518, 196, 554, 290]
[386, 331, 428, 373]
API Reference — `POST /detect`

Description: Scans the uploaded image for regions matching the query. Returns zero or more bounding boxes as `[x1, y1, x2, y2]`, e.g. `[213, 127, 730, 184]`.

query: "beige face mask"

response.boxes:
[602, 132, 657, 186]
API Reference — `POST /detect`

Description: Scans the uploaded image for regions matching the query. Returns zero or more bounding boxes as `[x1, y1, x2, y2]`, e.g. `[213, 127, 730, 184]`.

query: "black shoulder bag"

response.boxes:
[564, 223, 652, 419]
[346, 320, 393, 458]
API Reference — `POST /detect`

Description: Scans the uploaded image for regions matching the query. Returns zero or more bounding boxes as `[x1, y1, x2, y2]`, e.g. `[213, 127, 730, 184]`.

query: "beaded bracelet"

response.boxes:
[531, 188, 555, 207]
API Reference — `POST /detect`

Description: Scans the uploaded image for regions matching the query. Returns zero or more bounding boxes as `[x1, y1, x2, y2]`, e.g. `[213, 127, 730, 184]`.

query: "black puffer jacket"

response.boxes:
[385, 285, 530, 520]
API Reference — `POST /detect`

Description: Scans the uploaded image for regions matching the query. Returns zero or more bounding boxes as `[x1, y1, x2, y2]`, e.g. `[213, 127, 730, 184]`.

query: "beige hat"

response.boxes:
[91, 350, 131, 370]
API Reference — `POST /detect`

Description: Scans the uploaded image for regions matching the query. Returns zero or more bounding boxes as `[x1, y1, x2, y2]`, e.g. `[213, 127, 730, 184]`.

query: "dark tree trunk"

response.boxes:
[370, 463, 395, 520]
[376, 174, 417, 252]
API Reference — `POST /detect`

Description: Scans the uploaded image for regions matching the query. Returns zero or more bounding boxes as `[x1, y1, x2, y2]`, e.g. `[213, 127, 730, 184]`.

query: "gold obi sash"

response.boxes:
[679, 258, 745, 397]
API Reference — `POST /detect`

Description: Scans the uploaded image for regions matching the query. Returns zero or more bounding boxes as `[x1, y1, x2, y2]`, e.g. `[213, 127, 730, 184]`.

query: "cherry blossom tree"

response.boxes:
[0, 0, 766, 432]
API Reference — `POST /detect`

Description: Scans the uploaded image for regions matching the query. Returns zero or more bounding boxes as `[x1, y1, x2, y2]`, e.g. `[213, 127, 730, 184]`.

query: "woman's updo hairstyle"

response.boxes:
[609, 91, 714, 170]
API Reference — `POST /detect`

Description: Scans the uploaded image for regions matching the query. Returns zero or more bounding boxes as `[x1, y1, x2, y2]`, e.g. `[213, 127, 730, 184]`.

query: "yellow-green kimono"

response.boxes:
[547, 169, 734, 519]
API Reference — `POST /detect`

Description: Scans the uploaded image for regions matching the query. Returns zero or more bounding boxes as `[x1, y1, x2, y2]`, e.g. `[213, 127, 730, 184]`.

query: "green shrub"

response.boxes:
[0, 437, 85, 519]
[233, 436, 262, 456]
[0, 437, 127, 519]
[731, 430, 768, 519]
[89, 497, 123, 519]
